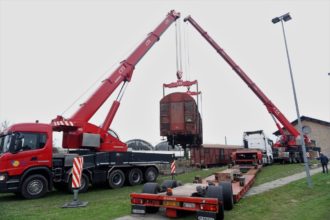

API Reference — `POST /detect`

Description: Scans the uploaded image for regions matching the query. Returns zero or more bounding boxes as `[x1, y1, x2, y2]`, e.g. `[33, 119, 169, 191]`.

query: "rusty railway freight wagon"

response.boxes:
[191, 144, 242, 168]
[160, 92, 202, 147]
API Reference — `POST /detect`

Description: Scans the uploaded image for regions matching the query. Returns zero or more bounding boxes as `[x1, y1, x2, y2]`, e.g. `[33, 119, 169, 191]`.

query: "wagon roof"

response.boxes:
[160, 92, 196, 103]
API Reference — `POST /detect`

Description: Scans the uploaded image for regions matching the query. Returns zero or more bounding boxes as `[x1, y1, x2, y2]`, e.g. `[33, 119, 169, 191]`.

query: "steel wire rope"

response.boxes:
[61, 33, 149, 117]
[183, 20, 191, 81]
[184, 21, 203, 117]
[175, 20, 183, 76]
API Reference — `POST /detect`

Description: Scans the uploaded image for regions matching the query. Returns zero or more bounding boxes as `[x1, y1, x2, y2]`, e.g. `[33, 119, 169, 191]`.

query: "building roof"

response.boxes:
[273, 115, 330, 136]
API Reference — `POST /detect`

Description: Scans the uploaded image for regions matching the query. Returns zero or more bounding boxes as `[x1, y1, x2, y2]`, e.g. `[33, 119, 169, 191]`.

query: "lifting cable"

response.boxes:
[60, 63, 117, 116]
[61, 33, 148, 117]
[175, 19, 183, 79]
[183, 21, 191, 82]
[184, 21, 203, 118]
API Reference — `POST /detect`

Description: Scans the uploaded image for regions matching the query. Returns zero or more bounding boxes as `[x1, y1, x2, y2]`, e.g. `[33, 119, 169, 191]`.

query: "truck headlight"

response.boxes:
[0, 174, 6, 181]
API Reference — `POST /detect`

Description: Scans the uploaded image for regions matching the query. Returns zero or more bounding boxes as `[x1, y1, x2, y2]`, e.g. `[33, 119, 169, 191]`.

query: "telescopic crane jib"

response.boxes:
[183, 15, 309, 148]
[52, 10, 180, 152]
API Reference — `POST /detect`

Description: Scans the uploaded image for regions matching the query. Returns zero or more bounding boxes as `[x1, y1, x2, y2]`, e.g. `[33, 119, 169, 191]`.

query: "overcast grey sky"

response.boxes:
[1, 0, 329, 146]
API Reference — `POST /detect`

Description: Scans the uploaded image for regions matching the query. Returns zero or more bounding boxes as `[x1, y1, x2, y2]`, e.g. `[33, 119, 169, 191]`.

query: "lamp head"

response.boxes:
[272, 17, 280, 24]
[282, 13, 292, 22]
[272, 13, 292, 24]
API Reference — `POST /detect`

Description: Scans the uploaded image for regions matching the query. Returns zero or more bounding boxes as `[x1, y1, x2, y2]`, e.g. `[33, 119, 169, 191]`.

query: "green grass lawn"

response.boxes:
[0, 165, 324, 220]
[254, 163, 305, 186]
[225, 173, 330, 220]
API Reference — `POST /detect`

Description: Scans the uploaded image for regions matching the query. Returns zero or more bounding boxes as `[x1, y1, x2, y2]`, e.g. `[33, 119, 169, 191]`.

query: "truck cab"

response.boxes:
[243, 130, 273, 164]
[0, 123, 53, 198]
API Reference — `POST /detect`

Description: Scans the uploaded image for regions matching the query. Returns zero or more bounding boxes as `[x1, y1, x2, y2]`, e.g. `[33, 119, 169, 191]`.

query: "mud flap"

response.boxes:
[196, 211, 217, 220]
[131, 205, 146, 214]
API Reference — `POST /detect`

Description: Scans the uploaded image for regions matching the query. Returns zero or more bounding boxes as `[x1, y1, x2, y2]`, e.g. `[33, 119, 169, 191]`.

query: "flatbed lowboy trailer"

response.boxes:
[130, 164, 262, 220]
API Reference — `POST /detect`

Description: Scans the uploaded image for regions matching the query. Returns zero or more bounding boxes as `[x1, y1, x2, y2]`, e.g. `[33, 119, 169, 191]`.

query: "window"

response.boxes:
[0, 135, 12, 153]
[19, 132, 47, 151]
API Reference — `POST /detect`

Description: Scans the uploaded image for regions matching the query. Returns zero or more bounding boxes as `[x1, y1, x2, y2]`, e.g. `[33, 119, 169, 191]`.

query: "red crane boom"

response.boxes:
[184, 15, 302, 147]
[52, 10, 180, 151]
[72, 10, 180, 124]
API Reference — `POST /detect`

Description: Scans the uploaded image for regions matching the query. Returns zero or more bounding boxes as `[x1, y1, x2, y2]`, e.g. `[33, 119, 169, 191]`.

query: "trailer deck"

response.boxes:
[130, 165, 262, 220]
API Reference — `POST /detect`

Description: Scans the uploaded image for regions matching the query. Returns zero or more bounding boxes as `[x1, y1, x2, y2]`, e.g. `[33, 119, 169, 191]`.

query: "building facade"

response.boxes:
[273, 116, 330, 156]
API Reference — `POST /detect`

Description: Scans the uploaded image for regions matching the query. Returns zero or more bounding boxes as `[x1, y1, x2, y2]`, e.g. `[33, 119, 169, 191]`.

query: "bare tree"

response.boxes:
[0, 120, 10, 133]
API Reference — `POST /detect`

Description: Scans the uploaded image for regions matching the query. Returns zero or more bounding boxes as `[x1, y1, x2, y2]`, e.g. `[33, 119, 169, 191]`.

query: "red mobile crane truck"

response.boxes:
[0, 10, 180, 199]
[183, 15, 313, 164]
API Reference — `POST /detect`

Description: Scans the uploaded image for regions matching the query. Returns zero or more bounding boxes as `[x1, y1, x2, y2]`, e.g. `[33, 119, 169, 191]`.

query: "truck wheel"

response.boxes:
[21, 174, 48, 199]
[142, 183, 160, 213]
[161, 180, 177, 192]
[205, 186, 224, 220]
[108, 169, 125, 189]
[144, 167, 158, 182]
[67, 173, 89, 193]
[127, 168, 143, 186]
[220, 181, 234, 210]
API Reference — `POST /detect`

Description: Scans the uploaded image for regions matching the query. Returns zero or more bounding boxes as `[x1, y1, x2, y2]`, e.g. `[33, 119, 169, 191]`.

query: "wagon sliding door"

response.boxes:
[170, 102, 185, 131]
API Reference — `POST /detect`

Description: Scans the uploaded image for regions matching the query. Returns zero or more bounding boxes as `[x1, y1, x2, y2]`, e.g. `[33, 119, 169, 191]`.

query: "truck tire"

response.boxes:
[161, 180, 177, 192]
[21, 174, 48, 199]
[220, 181, 234, 210]
[67, 173, 89, 193]
[142, 183, 160, 213]
[205, 186, 224, 220]
[144, 167, 158, 182]
[108, 169, 125, 189]
[127, 168, 143, 186]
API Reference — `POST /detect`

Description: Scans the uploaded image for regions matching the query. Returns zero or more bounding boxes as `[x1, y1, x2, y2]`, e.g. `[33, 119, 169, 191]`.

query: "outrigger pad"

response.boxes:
[62, 200, 88, 208]
[131, 205, 146, 214]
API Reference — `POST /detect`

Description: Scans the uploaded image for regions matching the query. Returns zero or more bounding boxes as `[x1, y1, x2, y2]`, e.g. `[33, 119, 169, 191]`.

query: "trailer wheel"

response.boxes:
[127, 168, 143, 186]
[108, 169, 125, 189]
[144, 167, 158, 182]
[161, 180, 177, 192]
[21, 174, 48, 199]
[68, 173, 90, 193]
[220, 181, 234, 210]
[142, 182, 161, 194]
[142, 183, 160, 213]
[205, 186, 224, 220]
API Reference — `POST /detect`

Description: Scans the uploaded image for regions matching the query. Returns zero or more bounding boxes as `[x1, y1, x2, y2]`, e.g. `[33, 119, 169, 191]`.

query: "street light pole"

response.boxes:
[272, 13, 313, 188]
[328, 73, 330, 121]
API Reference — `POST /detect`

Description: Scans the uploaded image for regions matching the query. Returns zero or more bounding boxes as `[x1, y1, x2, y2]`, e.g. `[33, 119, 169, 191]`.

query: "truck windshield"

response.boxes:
[0, 134, 12, 154]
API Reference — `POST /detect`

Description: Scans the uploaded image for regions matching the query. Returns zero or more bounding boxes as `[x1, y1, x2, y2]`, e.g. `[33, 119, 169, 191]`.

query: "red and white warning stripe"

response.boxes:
[72, 157, 84, 189]
[170, 160, 176, 174]
[52, 120, 74, 127]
